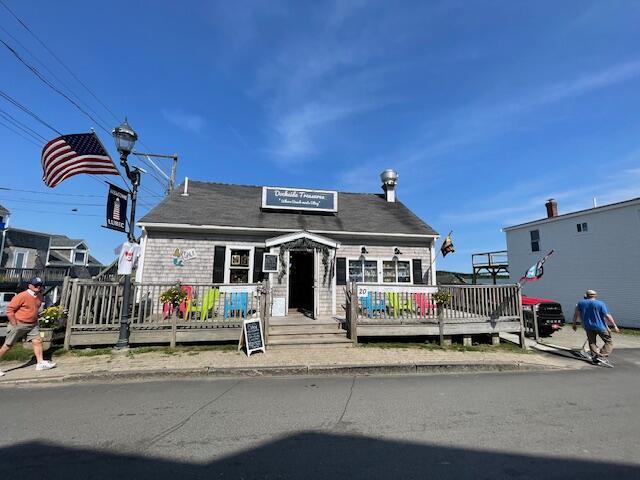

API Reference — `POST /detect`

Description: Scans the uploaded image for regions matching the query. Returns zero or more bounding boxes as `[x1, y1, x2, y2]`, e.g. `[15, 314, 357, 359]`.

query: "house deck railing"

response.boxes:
[0, 267, 70, 285]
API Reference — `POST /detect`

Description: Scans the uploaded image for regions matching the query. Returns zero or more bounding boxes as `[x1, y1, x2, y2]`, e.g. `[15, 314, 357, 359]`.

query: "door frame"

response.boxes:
[287, 249, 315, 318]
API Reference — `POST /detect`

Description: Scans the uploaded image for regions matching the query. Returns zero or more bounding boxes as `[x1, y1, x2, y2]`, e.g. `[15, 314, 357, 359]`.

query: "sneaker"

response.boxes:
[596, 357, 614, 368]
[35, 360, 57, 371]
[0, 369, 5, 377]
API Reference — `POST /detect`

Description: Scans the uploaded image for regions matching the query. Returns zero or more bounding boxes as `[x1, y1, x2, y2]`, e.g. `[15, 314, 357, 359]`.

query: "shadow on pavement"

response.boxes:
[2, 432, 638, 479]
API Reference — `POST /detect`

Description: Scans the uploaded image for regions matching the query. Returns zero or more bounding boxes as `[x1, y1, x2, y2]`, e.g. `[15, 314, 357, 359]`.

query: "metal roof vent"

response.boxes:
[380, 169, 398, 203]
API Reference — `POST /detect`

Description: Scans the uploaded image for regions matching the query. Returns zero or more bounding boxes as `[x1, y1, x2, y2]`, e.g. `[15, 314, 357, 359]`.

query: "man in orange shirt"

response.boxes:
[0, 277, 56, 376]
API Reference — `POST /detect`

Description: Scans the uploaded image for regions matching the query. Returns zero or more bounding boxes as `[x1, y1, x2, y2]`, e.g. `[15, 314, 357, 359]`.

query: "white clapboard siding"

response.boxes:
[506, 200, 640, 328]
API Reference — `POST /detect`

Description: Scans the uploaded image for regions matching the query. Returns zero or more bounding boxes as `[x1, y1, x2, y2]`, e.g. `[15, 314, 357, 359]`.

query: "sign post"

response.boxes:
[238, 318, 266, 356]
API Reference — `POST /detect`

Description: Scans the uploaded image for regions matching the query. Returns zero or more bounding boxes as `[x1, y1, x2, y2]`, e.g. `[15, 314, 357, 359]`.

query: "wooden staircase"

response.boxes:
[267, 313, 353, 349]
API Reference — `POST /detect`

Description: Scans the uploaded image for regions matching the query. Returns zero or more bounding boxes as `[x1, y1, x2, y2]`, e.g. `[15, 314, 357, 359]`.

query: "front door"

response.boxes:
[288, 250, 314, 317]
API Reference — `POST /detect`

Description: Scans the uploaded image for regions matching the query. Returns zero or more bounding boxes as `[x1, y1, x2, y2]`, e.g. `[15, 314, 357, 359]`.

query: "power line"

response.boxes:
[0, 37, 111, 135]
[5, 206, 102, 217]
[0, 186, 103, 197]
[0, 107, 47, 141]
[0, 196, 104, 206]
[0, 116, 40, 146]
[0, 88, 60, 134]
[0, 0, 120, 123]
[0, 21, 112, 129]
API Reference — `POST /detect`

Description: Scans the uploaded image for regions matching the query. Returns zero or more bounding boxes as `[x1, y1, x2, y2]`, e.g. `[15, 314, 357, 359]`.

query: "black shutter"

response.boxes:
[253, 247, 265, 283]
[412, 259, 424, 284]
[336, 257, 347, 285]
[213, 246, 226, 283]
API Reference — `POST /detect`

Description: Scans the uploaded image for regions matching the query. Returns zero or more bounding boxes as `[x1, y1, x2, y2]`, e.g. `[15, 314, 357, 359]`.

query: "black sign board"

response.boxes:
[262, 253, 278, 273]
[238, 318, 265, 356]
[106, 183, 128, 233]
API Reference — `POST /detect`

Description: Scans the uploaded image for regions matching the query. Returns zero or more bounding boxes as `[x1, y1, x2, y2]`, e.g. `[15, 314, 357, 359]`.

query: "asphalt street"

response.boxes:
[1, 349, 639, 479]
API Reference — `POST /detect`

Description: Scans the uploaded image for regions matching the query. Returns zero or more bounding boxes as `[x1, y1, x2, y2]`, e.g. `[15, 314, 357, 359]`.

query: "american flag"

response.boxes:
[41, 132, 119, 188]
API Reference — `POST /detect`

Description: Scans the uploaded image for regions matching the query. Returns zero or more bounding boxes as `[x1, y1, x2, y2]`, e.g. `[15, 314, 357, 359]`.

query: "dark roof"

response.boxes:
[140, 181, 438, 236]
[50, 235, 84, 248]
[504, 196, 640, 231]
[0, 204, 9, 216]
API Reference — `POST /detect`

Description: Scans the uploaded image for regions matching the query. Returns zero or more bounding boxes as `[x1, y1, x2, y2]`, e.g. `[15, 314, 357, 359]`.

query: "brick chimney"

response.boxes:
[545, 198, 558, 218]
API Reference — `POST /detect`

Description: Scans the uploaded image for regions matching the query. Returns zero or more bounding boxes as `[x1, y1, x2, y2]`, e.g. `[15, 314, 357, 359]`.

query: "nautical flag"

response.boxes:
[440, 234, 455, 257]
[519, 250, 555, 284]
[41, 132, 119, 188]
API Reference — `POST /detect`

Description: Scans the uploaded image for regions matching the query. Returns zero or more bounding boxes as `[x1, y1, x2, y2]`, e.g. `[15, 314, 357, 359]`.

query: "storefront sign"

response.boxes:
[238, 318, 265, 356]
[262, 187, 338, 213]
[262, 253, 278, 273]
[106, 183, 128, 233]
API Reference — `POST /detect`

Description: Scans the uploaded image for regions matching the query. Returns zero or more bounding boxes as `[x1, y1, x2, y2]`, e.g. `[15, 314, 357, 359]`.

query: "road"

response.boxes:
[1, 349, 639, 479]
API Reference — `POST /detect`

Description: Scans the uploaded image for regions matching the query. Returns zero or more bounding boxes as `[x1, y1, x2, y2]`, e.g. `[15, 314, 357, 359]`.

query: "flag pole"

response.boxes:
[427, 230, 452, 284]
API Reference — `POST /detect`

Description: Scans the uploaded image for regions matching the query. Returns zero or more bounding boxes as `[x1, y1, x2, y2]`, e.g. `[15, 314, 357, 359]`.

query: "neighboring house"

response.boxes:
[137, 171, 439, 318]
[505, 198, 640, 328]
[0, 227, 104, 280]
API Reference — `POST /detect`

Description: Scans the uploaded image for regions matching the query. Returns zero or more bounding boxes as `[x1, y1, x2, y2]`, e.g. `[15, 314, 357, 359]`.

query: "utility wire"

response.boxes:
[0, 107, 47, 141]
[0, 22, 112, 129]
[0, 196, 104, 206]
[0, 88, 60, 134]
[0, 0, 120, 123]
[5, 206, 102, 217]
[0, 37, 111, 135]
[0, 116, 40, 146]
[0, 186, 104, 197]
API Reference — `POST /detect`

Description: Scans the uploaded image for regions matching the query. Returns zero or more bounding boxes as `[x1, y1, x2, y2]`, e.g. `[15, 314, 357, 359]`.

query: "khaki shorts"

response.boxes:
[3, 322, 40, 347]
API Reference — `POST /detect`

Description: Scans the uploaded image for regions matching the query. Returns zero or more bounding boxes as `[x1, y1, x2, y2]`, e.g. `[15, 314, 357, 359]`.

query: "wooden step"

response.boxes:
[268, 324, 343, 335]
[269, 317, 342, 327]
[268, 332, 349, 341]
[267, 336, 354, 348]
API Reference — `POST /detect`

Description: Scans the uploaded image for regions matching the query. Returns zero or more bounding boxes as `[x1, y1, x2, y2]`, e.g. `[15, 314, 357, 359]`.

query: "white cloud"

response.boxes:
[161, 110, 205, 134]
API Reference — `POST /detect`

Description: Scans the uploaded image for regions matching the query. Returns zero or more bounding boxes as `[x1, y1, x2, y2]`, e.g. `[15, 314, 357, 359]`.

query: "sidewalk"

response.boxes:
[0, 343, 583, 386]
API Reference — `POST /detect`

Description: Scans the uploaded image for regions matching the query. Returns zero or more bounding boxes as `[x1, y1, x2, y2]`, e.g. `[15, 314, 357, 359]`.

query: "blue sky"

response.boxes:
[1, 0, 639, 272]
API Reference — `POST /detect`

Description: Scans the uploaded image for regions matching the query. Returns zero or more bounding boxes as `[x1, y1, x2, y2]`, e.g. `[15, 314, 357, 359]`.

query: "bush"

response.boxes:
[159, 286, 187, 305]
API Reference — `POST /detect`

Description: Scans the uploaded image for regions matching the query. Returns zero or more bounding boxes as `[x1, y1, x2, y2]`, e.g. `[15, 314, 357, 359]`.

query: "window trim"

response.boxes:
[13, 249, 29, 268]
[224, 245, 254, 284]
[576, 222, 588, 233]
[346, 256, 413, 285]
[73, 249, 87, 265]
[529, 229, 540, 252]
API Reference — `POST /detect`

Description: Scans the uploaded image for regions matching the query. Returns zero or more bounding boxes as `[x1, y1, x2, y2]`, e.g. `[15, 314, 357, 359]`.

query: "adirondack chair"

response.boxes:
[195, 288, 220, 320]
[385, 292, 414, 318]
[360, 292, 385, 317]
[224, 292, 248, 319]
[413, 293, 435, 316]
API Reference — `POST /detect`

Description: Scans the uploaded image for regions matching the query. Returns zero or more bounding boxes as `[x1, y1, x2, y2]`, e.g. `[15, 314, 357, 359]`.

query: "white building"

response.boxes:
[504, 198, 640, 328]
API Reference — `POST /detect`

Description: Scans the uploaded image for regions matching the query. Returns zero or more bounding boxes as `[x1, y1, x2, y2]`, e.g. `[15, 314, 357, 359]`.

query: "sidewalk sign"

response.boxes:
[238, 318, 266, 357]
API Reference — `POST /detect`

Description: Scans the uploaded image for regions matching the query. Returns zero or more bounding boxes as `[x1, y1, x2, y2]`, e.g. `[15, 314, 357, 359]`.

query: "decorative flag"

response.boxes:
[41, 132, 119, 188]
[105, 183, 128, 233]
[519, 250, 555, 284]
[440, 234, 455, 257]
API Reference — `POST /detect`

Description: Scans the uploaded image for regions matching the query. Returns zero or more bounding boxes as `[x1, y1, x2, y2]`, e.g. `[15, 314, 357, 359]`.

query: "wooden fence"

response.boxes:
[63, 279, 265, 348]
[348, 283, 525, 347]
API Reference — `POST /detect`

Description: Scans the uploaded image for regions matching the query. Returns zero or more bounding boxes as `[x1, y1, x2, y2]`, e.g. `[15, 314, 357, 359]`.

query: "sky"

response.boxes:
[0, 0, 639, 272]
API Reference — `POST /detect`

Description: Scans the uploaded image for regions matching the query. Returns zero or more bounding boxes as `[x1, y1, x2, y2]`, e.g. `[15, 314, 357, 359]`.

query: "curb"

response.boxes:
[0, 362, 565, 386]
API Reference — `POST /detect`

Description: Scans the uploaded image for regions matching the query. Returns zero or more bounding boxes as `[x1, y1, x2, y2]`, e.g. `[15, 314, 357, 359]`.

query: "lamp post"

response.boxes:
[113, 118, 139, 349]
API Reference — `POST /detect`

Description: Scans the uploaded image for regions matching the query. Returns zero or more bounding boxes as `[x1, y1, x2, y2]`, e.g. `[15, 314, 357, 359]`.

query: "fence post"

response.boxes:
[349, 282, 358, 344]
[63, 279, 80, 350]
[517, 286, 526, 349]
[438, 304, 445, 347]
[532, 307, 540, 343]
[170, 311, 177, 348]
[262, 280, 270, 346]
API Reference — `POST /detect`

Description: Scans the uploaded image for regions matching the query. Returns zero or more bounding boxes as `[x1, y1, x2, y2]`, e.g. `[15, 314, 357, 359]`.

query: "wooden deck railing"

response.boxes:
[65, 280, 263, 330]
[0, 267, 70, 284]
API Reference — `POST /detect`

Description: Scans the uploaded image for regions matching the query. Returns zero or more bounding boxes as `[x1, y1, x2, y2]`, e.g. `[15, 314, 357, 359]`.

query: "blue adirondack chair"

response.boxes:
[361, 292, 385, 317]
[224, 292, 248, 319]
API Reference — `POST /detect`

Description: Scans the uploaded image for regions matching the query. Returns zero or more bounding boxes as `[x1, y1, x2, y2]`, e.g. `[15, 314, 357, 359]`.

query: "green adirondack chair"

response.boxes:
[194, 288, 220, 320]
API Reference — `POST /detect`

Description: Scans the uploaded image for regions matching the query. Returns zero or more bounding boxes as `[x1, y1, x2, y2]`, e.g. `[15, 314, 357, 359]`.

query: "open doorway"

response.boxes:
[288, 250, 314, 317]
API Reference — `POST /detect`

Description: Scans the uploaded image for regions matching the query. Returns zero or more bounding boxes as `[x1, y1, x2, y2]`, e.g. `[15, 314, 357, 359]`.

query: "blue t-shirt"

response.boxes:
[577, 299, 609, 331]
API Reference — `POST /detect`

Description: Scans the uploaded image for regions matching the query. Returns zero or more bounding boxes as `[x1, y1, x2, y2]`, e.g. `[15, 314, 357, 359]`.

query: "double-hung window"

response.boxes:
[576, 222, 588, 233]
[229, 248, 251, 283]
[348, 260, 378, 283]
[530, 230, 540, 252]
[382, 260, 411, 283]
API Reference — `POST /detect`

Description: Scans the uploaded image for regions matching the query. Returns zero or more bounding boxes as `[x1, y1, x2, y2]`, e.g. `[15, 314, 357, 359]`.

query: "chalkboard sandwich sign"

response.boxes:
[238, 318, 266, 356]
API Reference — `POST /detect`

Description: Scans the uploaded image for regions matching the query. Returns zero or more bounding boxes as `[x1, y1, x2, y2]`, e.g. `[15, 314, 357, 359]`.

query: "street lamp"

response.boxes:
[112, 118, 140, 349]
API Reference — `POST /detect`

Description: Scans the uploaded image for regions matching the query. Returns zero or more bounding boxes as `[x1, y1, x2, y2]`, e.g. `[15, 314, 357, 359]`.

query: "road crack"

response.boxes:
[336, 376, 356, 427]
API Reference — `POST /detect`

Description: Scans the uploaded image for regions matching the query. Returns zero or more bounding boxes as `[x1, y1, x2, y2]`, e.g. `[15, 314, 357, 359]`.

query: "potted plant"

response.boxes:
[24, 306, 64, 351]
[432, 290, 452, 318]
[159, 285, 187, 319]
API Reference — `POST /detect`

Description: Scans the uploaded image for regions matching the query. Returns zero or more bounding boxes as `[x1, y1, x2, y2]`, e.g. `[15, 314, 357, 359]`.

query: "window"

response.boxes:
[348, 260, 378, 283]
[383, 260, 411, 283]
[576, 222, 588, 233]
[13, 251, 27, 268]
[74, 250, 87, 265]
[530, 230, 540, 252]
[229, 248, 251, 283]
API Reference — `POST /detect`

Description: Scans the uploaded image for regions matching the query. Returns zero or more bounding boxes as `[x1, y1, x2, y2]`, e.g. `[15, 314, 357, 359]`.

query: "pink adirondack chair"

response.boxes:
[414, 293, 435, 316]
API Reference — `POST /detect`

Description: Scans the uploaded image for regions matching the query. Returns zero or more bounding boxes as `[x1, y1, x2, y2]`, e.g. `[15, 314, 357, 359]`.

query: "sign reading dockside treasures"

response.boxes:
[262, 186, 338, 212]
[106, 183, 128, 233]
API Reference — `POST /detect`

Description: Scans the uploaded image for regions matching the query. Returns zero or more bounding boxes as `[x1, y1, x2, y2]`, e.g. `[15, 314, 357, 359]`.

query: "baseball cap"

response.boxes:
[29, 277, 44, 286]
[585, 289, 597, 297]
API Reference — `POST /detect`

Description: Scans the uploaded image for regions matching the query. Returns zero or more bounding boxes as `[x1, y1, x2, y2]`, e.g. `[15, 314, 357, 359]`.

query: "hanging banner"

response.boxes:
[106, 183, 128, 233]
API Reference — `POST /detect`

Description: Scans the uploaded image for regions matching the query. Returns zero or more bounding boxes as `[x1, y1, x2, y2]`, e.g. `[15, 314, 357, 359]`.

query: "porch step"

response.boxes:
[269, 317, 342, 327]
[267, 336, 354, 349]
[269, 324, 343, 335]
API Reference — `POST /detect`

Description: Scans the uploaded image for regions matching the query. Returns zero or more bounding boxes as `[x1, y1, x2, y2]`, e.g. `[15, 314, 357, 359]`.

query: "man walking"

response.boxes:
[0, 277, 56, 376]
[572, 289, 619, 366]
